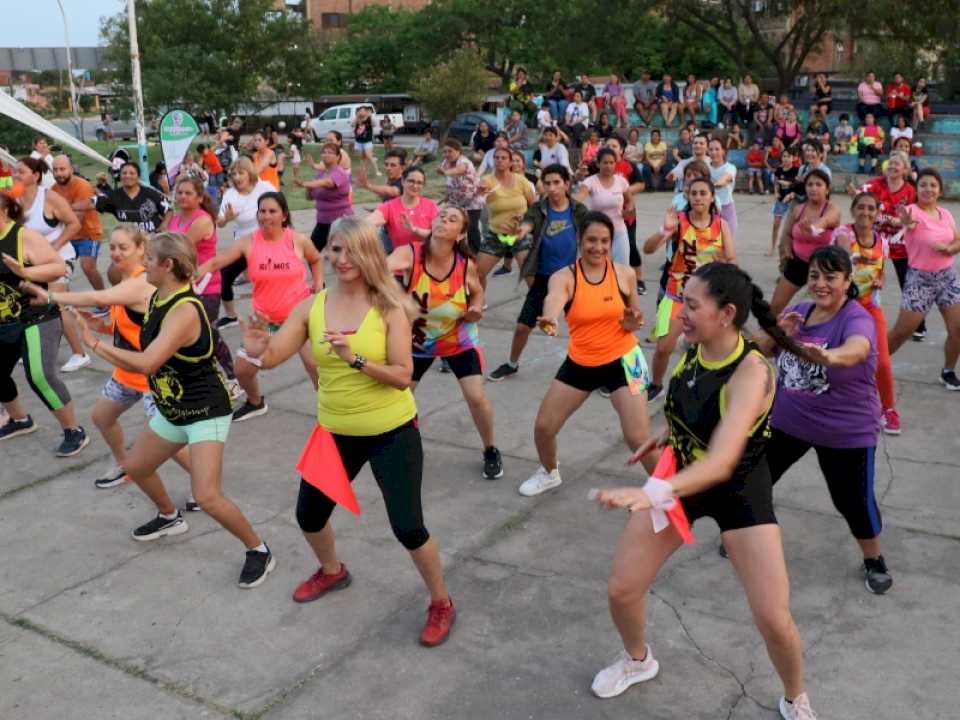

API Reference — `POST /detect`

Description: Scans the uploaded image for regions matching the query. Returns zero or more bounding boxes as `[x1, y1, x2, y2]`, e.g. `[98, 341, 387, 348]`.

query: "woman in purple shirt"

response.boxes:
[296, 141, 353, 252]
[762, 245, 892, 595]
[602, 73, 629, 129]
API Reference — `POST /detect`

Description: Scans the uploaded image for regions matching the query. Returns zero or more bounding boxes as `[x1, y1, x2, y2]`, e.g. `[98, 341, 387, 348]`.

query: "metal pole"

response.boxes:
[127, 0, 149, 178]
[55, 0, 84, 142]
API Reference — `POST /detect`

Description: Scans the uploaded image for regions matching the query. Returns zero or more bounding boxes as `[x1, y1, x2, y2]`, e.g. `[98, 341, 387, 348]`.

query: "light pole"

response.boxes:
[127, 0, 149, 178]
[54, 0, 84, 142]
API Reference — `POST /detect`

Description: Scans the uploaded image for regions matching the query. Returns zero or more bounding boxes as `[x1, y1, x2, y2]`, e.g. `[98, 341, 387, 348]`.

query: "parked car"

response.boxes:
[310, 103, 404, 142]
[445, 112, 500, 146]
[94, 115, 158, 141]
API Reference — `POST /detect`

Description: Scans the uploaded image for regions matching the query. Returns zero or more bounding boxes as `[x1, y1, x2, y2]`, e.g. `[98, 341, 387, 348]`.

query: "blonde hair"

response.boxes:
[148, 231, 196, 281]
[112, 223, 149, 248]
[328, 216, 417, 321]
[229, 156, 259, 187]
[887, 150, 911, 169]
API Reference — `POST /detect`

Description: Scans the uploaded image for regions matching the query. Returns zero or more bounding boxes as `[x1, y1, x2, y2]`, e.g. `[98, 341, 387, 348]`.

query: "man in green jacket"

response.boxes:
[487, 164, 589, 381]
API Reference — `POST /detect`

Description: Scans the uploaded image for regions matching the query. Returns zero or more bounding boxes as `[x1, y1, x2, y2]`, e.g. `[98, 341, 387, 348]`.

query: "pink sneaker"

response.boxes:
[882, 408, 901, 435]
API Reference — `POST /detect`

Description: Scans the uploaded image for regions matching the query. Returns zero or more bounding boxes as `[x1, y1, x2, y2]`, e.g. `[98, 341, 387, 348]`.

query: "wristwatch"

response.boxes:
[350, 353, 367, 370]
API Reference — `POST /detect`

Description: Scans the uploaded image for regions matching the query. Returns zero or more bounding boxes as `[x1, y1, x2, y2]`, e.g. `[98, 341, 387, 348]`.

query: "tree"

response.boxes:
[99, 0, 319, 116]
[657, 0, 854, 93]
[411, 48, 488, 131]
[0, 115, 38, 155]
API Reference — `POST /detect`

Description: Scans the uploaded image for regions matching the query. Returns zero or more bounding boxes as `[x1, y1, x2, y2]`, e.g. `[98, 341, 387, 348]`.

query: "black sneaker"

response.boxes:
[132, 512, 189, 542]
[0, 415, 37, 441]
[863, 555, 893, 594]
[184, 497, 202, 512]
[483, 446, 504, 479]
[646, 384, 663, 402]
[912, 329, 926, 342]
[941, 370, 960, 391]
[493, 265, 512, 276]
[487, 362, 518, 382]
[637, 280, 647, 296]
[216, 315, 239, 330]
[238, 546, 276, 588]
[56, 426, 90, 457]
[233, 398, 268, 422]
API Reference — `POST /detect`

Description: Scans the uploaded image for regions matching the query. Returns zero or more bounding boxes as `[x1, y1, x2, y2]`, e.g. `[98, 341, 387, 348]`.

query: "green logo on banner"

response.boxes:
[158, 110, 200, 182]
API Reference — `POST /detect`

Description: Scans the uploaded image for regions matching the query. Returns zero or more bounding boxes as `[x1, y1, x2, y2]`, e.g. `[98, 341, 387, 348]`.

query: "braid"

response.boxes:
[749, 283, 807, 357]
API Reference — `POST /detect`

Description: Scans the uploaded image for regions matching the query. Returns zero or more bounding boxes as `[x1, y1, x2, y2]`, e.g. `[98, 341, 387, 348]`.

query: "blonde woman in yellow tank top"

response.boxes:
[240, 216, 457, 647]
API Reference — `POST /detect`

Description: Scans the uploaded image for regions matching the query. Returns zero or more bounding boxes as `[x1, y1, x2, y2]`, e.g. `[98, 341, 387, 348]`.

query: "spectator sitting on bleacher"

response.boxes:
[736, 73, 760, 125]
[765, 135, 785, 191]
[726, 122, 744, 150]
[672, 127, 694, 166]
[681, 74, 702, 125]
[625, 128, 644, 165]
[572, 74, 599, 122]
[776, 109, 802, 149]
[833, 114, 855, 155]
[773, 94, 794, 124]
[656, 74, 680, 127]
[857, 113, 886, 174]
[596, 112, 616, 140]
[752, 106, 775, 147]
[632, 71, 659, 127]
[410, 129, 439, 167]
[857, 72, 887, 123]
[885, 73, 912, 125]
[505, 109, 530, 151]
[564, 90, 591, 146]
[701, 77, 720, 127]
[644, 129, 669, 190]
[809, 73, 833, 118]
[718, 78, 738, 127]
[746, 139, 767, 194]
[806, 111, 831, 152]
[890, 115, 914, 146]
[912, 78, 931, 130]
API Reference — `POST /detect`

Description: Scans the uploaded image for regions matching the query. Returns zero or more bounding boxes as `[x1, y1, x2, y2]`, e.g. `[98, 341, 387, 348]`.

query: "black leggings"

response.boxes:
[767, 428, 882, 540]
[466, 209, 482, 255]
[0, 318, 72, 411]
[311, 223, 332, 253]
[198, 294, 235, 380]
[627, 221, 642, 269]
[295, 420, 429, 551]
[891, 255, 927, 334]
[219, 256, 247, 305]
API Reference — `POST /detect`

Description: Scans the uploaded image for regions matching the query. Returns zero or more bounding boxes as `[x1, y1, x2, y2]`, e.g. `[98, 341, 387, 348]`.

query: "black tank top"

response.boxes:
[140, 285, 231, 425]
[664, 335, 772, 480]
[0, 221, 56, 326]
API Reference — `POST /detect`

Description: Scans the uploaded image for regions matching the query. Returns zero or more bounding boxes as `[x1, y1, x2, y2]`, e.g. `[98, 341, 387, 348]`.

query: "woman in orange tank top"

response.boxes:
[517, 211, 656, 497]
[21, 225, 192, 492]
[252, 131, 281, 190]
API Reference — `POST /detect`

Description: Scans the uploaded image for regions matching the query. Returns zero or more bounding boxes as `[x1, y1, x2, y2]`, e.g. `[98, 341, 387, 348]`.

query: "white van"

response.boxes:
[310, 104, 404, 142]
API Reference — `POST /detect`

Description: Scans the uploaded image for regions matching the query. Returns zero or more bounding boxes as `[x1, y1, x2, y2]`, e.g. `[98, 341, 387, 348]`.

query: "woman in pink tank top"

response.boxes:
[771, 169, 841, 314]
[169, 175, 237, 385]
[196, 191, 325, 422]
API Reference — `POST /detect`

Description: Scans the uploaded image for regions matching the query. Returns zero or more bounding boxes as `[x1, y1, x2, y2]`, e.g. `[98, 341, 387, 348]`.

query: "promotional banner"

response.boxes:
[158, 109, 199, 183]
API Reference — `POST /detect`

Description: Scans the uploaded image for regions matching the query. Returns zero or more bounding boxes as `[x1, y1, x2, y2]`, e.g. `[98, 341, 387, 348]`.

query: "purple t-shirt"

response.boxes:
[309, 165, 353, 224]
[771, 300, 880, 448]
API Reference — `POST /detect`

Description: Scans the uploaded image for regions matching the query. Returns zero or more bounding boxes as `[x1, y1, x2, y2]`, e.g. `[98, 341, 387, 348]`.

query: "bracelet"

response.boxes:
[47, 291, 55, 307]
[350, 353, 367, 371]
[236, 347, 264, 368]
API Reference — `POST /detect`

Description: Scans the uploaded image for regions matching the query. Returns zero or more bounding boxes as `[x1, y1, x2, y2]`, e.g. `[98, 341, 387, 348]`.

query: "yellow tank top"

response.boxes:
[309, 290, 417, 436]
[484, 173, 531, 234]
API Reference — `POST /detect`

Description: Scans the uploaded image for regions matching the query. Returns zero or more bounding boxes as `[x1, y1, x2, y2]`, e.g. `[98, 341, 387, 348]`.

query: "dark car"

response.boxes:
[445, 112, 499, 146]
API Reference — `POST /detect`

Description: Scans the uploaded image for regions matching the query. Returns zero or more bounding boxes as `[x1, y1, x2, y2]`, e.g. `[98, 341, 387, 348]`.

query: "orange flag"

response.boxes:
[296, 425, 361, 515]
[653, 447, 695, 545]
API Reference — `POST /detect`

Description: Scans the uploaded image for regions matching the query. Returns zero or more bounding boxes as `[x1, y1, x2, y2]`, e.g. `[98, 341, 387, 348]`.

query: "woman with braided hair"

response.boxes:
[591, 262, 818, 720]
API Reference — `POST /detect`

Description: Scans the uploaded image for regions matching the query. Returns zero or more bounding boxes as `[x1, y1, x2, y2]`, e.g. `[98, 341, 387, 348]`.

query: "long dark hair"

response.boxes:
[423, 207, 472, 260]
[684, 176, 718, 218]
[174, 175, 217, 219]
[809, 245, 859, 300]
[692, 262, 806, 356]
[0, 192, 24, 222]
[257, 191, 292, 228]
[18, 156, 48, 181]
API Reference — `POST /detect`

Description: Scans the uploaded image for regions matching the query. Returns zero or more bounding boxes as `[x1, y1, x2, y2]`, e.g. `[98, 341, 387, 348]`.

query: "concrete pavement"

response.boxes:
[2, 194, 958, 720]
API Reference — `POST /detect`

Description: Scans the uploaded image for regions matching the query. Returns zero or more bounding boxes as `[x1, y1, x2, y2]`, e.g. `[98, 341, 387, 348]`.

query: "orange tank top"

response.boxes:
[564, 259, 637, 366]
[258, 150, 280, 190]
[111, 266, 150, 393]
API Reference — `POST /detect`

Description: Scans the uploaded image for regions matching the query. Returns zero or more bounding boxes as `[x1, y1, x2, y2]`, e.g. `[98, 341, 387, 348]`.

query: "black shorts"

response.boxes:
[555, 353, 631, 394]
[517, 275, 550, 328]
[782, 256, 809, 287]
[412, 348, 484, 382]
[767, 427, 882, 540]
[682, 460, 778, 533]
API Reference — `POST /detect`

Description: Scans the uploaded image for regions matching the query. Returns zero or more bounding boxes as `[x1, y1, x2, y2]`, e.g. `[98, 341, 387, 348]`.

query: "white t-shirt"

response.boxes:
[890, 127, 914, 143]
[565, 102, 590, 127]
[537, 108, 555, 129]
[217, 180, 276, 239]
[710, 162, 737, 207]
[538, 143, 570, 170]
[30, 150, 55, 189]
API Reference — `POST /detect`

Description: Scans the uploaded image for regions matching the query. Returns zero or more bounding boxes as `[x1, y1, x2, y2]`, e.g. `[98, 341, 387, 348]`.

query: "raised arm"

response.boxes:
[47, 191, 81, 249]
[2, 227, 65, 282]
[537, 267, 575, 335]
[196, 236, 249, 277]
[24, 274, 152, 311]
[719, 218, 737, 263]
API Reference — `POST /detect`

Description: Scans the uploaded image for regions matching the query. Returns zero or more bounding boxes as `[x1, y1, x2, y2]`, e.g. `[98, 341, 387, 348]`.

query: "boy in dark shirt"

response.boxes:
[770, 147, 798, 255]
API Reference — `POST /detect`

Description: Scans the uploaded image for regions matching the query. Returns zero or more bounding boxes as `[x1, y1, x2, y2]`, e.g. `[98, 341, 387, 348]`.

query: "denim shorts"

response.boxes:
[149, 412, 232, 445]
[101, 377, 157, 417]
[355, 141, 374, 153]
[71, 239, 100, 258]
[772, 200, 791, 217]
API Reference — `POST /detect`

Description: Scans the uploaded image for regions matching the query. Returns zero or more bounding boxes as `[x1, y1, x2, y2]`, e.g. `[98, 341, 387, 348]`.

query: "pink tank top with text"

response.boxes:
[248, 227, 311, 323]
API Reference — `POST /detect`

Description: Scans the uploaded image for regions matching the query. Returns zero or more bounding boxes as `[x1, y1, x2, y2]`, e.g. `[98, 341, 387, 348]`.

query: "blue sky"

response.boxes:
[0, 0, 125, 48]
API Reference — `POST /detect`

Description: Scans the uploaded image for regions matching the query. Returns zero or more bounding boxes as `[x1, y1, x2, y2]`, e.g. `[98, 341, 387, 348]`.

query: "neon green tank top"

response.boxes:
[309, 290, 417, 436]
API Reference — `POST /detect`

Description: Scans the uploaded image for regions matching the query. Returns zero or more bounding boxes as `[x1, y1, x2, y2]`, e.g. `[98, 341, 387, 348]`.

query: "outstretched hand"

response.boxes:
[594, 487, 652, 512]
[18, 279, 49, 304]
[240, 313, 271, 359]
[777, 310, 804, 338]
[536, 315, 559, 336]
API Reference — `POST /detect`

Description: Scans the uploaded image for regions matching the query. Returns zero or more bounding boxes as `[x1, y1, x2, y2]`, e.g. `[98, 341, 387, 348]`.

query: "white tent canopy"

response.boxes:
[0, 146, 16, 166]
[0, 90, 112, 168]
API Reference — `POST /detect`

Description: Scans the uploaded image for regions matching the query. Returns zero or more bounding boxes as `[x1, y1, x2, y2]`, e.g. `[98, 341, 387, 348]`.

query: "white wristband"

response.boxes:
[236, 347, 263, 368]
[642, 476, 676, 533]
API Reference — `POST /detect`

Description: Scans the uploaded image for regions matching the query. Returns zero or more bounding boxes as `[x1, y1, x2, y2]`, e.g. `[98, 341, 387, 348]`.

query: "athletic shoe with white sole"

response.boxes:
[238, 546, 276, 588]
[863, 555, 893, 594]
[941, 369, 960, 391]
[56, 427, 89, 457]
[482, 446, 504, 479]
[233, 398, 268, 421]
[0, 415, 37, 441]
[779, 692, 818, 719]
[518, 465, 562, 496]
[487, 362, 519, 382]
[132, 512, 189, 541]
[94, 463, 127, 489]
[591, 646, 660, 698]
[61, 353, 91, 373]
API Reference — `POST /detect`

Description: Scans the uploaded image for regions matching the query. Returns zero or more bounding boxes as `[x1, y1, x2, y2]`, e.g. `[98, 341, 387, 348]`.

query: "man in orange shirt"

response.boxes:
[197, 142, 226, 205]
[52, 155, 105, 292]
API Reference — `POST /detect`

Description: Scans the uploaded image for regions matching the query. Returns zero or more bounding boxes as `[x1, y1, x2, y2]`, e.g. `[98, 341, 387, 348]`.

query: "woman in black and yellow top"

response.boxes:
[74, 231, 274, 589]
[0, 193, 89, 457]
[592, 263, 819, 720]
[240, 216, 456, 647]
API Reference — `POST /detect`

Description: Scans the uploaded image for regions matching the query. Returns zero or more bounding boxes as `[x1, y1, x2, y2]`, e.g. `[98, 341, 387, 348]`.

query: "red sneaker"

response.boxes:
[419, 598, 456, 647]
[882, 408, 902, 435]
[292, 564, 351, 603]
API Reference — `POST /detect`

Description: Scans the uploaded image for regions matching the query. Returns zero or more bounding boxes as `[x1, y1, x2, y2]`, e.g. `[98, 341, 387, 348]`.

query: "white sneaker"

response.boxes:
[61, 353, 91, 372]
[779, 692, 818, 720]
[517, 465, 562, 497]
[591, 646, 659, 699]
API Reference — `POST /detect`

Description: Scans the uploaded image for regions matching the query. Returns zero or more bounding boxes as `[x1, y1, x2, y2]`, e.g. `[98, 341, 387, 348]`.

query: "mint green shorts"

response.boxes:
[149, 412, 232, 445]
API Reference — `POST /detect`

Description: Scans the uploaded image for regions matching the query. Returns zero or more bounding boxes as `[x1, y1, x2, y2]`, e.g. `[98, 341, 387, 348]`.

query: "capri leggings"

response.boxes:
[0, 318, 72, 411]
[198, 293, 236, 380]
[295, 419, 429, 551]
[219, 256, 247, 305]
[767, 427, 882, 540]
